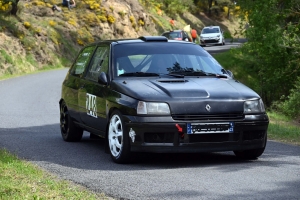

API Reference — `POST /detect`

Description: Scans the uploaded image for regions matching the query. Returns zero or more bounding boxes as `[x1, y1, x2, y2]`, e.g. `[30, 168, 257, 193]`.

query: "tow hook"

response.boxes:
[176, 124, 184, 139]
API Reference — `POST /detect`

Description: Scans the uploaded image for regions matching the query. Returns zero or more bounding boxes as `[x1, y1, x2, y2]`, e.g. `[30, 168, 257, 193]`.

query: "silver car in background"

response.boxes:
[200, 26, 225, 46]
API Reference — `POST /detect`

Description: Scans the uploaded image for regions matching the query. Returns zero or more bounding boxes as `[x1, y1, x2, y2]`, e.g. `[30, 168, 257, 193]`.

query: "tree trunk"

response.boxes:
[10, 0, 19, 15]
[208, 0, 213, 15]
[227, 8, 230, 19]
[214, 0, 218, 16]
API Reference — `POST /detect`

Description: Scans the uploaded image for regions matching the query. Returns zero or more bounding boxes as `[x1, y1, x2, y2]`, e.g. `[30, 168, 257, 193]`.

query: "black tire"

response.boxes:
[60, 101, 83, 142]
[108, 110, 131, 163]
[234, 135, 267, 159]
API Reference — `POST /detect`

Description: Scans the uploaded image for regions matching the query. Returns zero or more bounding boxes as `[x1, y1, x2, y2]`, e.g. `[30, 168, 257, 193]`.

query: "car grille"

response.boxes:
[204, 39, 218, 43]
[172, 114, 244, 121]
[143, 131, 266, 144]
[189, 131, 266, 143]
[189, 133, 240, 142]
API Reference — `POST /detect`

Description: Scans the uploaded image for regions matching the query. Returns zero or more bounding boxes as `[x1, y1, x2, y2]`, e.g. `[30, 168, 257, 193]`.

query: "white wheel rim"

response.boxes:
[108, 114, 123, 157]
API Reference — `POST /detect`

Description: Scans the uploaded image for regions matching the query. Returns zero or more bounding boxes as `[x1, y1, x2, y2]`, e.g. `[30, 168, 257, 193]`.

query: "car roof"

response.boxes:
[162, 30, 184, 34]
[86, 36, 189, 46]
[203, 26, 220, 29]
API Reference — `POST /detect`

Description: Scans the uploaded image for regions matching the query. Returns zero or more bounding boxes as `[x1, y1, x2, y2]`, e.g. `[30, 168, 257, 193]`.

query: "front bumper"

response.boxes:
[124, 114, 269, 153]
[200, 38, 221, 45]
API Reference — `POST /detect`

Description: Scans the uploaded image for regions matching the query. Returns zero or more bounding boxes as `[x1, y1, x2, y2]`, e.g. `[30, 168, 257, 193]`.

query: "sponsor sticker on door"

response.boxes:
[86, 93, 97, 118]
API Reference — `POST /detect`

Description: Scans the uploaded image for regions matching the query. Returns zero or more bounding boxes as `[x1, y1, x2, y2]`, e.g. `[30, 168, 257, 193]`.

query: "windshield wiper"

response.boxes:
[119, 72, 160, 77]
[168, 70, 207, 76]
[168, 70, 228, 78]
[165, 73, 185, 78]
[204, 72, 228, 78]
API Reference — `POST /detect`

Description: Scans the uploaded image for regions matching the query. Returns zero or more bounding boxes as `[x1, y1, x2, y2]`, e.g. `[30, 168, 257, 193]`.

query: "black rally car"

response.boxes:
[59, 36, 269, 163]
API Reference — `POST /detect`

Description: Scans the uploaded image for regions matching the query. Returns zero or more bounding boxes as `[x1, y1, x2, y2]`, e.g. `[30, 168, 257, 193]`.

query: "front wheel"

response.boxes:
[60, 101, 83, 142]
[108, 110, 131, 163]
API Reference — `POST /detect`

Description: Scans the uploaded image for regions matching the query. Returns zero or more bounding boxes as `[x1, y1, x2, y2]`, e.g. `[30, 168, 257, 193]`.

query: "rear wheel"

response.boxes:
[234, 136, 267, 159]
[108, 110, 131, 163]
[60, 101, 83, 142]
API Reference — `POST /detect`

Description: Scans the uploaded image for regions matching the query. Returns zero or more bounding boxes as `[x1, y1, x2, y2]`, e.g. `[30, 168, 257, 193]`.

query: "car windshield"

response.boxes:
[113, 42, 228, 77]
[202, 27, 220, 34]
[164, 32, 181, 40]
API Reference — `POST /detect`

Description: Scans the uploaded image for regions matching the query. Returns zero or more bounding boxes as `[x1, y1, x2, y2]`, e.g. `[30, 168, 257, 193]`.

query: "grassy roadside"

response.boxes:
[0, 149, 111, 199]
[267, 112, 300, 146]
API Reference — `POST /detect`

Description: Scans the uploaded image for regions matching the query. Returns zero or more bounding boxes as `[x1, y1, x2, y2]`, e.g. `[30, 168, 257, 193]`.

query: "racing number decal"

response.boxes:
[86, 93, 97, 118]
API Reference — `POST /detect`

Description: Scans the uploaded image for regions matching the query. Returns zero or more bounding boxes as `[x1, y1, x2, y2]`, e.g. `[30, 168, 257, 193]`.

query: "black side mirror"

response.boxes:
[98, 72, 108, 85]
[226, 70, 234, 78]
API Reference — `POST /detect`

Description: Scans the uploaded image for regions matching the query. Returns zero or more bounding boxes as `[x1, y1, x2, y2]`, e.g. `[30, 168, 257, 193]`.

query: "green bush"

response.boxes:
[223, 31, 232, 39]
[275, 77, 300, 119]
[160, 0, 195, 15]
[236, 0, 300, 106]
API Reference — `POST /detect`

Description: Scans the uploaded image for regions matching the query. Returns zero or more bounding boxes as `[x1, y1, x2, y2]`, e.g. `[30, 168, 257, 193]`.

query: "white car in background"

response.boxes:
[200, 26, 225, 46]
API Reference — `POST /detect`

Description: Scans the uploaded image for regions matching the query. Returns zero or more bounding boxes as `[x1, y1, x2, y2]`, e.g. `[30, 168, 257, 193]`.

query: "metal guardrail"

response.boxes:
[225, 38, 247, 43]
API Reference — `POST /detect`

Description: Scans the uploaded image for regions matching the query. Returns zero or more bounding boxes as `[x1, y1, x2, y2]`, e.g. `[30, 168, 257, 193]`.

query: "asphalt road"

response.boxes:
[1, 68, 300, 200]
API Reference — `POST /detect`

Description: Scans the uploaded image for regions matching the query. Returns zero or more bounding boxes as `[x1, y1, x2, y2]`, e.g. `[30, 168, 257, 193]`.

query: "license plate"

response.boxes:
[187, 122, 234, 134]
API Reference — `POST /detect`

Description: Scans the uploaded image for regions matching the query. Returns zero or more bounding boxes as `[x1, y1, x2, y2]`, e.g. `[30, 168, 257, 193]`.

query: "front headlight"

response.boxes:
[244, 99, 266, 114]
[137, 101, 170, 115]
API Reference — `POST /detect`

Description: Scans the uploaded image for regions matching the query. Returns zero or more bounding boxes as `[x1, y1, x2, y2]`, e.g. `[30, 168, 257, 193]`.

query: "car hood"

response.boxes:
[111, 77, 260, 114]
[200, 33, 220, 37]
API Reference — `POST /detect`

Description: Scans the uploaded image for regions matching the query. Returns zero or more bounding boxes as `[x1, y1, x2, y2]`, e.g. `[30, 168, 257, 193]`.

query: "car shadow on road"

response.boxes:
[0, 123, 299, 172]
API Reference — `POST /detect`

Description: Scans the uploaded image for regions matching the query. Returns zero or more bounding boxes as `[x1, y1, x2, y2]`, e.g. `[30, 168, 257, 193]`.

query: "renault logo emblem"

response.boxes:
[205, 104, 211, 112]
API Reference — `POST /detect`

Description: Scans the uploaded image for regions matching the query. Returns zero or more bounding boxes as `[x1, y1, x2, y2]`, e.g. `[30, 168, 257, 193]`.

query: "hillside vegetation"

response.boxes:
[0, 0, 242, 77]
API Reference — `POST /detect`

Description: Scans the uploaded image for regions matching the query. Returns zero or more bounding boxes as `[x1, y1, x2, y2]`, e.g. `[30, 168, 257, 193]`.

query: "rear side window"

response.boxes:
[70, 46, 96, 76]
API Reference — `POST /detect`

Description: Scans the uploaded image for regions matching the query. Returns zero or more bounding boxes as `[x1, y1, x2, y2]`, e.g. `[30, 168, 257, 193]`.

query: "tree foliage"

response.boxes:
[275, 77, 300, 118]
[139, 0, 195, 16]
[161, 0, 195, 15]
[0, 0, 18, 15]
[236, 0, 300, 112]
[194, 0, 237, 17]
